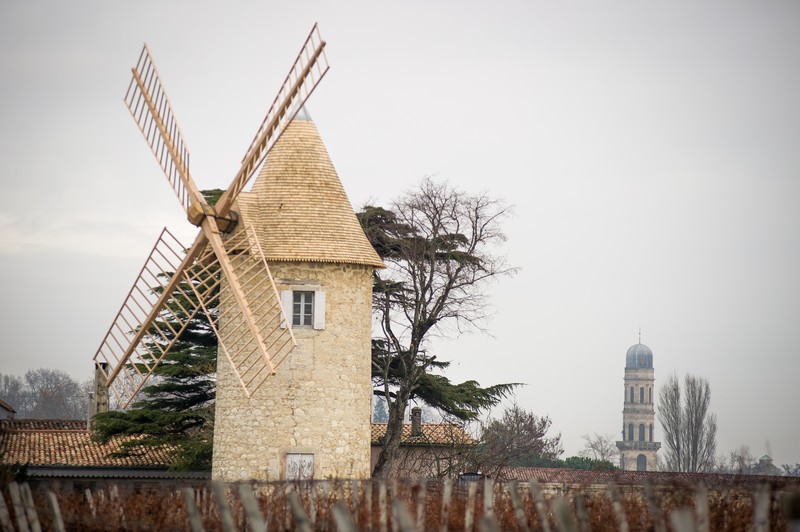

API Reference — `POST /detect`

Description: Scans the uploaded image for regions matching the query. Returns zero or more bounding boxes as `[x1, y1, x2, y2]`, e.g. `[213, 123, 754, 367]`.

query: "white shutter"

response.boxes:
[280, 290, 292, 329]
[313, 290, 326, 330]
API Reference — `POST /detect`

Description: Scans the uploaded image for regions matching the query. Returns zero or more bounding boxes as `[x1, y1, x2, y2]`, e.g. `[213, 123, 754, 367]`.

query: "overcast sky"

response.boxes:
[1, 1, 798, 467]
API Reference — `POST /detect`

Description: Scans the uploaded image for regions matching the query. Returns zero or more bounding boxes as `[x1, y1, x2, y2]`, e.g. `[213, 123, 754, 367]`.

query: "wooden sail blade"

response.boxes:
[197, 223, 296, 397]
[124, 44, 205, 214]
[215, 24, 329, 217]
[92, 228, 212, 408]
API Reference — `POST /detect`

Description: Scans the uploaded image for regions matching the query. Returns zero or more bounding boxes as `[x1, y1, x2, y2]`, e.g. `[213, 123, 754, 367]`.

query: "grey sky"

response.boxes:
[1, 2, 798, 466]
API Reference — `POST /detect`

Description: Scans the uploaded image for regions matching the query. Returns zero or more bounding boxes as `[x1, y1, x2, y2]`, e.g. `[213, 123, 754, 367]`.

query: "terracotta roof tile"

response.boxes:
[370, 423, 474, 446]
[0, 419, 172, 468]
[237, 117, 383, 268]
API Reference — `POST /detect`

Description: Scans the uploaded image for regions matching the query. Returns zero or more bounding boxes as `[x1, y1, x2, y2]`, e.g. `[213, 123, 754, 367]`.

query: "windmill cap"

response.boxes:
[238, 118, 383, 268]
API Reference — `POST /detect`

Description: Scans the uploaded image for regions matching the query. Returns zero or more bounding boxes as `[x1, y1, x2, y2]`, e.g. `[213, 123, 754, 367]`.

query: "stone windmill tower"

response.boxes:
[91, 26, 382, 480]
[212, 109, 383, 480]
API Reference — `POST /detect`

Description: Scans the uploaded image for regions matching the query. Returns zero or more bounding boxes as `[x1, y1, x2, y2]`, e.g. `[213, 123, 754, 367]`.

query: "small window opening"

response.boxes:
[293, 291, 314, 326]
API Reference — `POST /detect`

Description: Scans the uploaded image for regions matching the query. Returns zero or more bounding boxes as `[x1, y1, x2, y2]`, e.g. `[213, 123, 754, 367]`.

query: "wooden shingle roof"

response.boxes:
[0, 419, 172, 468]
[237, 116, 383, 268]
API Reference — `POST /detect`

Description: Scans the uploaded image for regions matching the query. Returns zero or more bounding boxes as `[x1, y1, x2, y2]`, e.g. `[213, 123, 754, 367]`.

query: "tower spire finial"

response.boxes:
[638, 326, 641, 344]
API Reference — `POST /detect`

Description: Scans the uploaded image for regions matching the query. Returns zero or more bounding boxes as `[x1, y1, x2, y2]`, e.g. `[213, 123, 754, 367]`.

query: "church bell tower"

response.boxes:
[616, 335, 661, 471]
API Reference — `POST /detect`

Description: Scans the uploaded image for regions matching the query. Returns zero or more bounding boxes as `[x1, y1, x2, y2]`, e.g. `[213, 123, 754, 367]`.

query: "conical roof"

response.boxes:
[236, 114, 383, 268]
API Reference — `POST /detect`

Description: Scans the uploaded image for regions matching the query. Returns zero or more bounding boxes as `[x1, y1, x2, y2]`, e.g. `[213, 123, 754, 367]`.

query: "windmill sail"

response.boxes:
[124, 44, 202, 214]
[92, 229, 211, 407]
[191, 225, 296, 397]
[96, 24, 329, 407]
[216, 23, 329, 214]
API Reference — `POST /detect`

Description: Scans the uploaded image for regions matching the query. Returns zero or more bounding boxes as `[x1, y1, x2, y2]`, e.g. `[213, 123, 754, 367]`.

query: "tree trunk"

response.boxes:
[372, 390, 410, 477]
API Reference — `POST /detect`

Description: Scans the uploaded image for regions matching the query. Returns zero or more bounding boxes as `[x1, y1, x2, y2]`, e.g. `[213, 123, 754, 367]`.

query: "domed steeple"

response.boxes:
[625, 343, 653, 369]
[617, 332, 660, 471]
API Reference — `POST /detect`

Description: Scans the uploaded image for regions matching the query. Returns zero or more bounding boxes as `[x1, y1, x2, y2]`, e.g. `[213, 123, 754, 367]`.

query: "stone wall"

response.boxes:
[212, 261, 374, 481]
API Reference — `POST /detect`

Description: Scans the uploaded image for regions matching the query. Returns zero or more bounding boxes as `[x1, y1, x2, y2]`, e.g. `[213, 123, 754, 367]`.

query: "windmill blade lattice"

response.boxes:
[96, 25, 329, 407]
[192, 225, 296, 397]
[217, 23, 329, 213]
[124, 44, 200, 214]
[93, 229, 210, 407]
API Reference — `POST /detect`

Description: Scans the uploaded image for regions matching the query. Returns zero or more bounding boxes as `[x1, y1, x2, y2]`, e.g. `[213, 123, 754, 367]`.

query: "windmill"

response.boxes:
[92, 25, 329, 409]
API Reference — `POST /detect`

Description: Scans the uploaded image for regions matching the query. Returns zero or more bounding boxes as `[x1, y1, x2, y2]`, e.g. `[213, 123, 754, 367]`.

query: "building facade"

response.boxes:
[616, 339, 661, 471]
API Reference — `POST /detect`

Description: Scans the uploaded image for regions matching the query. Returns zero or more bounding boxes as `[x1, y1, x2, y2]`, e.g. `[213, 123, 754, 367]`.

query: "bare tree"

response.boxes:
[361, 179, 518, 477]
[726, 445, 758, 474]
[0, 369, 90, 419]
[0, 374, 32, 415]
[657, 373, 717, 472]
[579, 432, 620, 464]
[471, 404, 563, 479]
[783, 463, 800, 477]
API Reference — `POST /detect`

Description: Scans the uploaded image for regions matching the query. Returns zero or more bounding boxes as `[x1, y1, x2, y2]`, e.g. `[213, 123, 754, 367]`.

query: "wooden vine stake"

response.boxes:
[695, 484, 709, 532]
[528, 479, 552, 532]
[45, 490, 66, 532]
[211, 481, 237, 532]
[8, 482, 30, 532]
[551, 496, 578, 532]
[379, 481, 388, 532]
[365, 480, 373, 532]
[20, 483, 42, 532]
[415, 479, 427, 532]
[753, 484, 770, 532]
[0, 487, 17, 531]
[507, 481, 531, 532]
[182, 488, 204, 532]
[643, 482, 666, 532]
[573, 494, 590, 532]
[237, 483, 266, 532]
[669, 508, 696, 532]
[607, 482, 630, 532]
[333, 500, 358, 532]
[287, 491, 313, 532]
[439, 479, 452, 532]
[392, 499, 416, 532]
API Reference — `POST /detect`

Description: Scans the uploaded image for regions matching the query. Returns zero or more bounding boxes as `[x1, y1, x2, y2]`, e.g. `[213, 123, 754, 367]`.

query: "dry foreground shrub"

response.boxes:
[2, 477, 798, 531]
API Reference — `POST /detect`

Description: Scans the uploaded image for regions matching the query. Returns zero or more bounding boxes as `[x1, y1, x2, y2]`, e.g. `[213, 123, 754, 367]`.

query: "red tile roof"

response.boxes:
[0, 419, 172, 468]
[370, 423, 474, 446]
[2, 420, 472, 470]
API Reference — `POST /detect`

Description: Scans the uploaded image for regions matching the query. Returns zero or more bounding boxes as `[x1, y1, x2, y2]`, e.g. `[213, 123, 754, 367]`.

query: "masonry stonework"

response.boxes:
[212, 261, 374, 481]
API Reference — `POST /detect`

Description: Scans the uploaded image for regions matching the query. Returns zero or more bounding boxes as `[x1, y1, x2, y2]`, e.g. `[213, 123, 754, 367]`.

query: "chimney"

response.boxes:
[89, 362, 110, 429]
[411, 407, 422, 437]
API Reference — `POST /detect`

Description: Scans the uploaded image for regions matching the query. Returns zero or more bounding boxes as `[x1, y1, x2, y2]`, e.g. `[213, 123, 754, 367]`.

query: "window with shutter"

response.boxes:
[279, 288, 326, 330]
